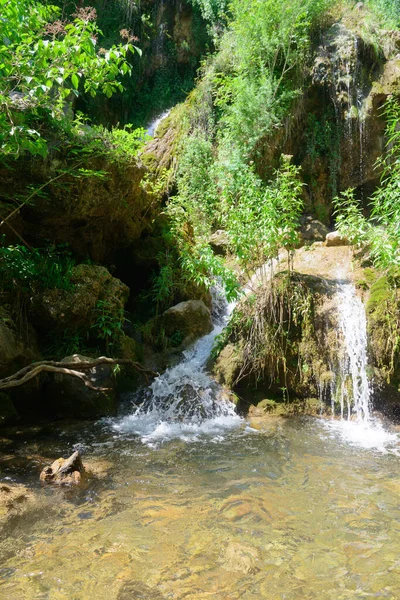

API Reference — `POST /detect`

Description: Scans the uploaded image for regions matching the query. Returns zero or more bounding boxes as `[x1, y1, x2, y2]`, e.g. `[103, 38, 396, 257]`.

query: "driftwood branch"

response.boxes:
[0, 357, 157, 391]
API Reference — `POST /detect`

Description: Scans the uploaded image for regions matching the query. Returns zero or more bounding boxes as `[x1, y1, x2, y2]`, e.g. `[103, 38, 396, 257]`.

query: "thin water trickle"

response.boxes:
[336, 281, 371, 422]
[146, 109, 171, 137]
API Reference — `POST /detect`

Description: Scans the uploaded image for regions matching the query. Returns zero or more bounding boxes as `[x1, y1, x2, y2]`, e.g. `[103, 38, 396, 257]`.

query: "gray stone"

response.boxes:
[300, 218, 329, 242]
[161, 300, 212, 342]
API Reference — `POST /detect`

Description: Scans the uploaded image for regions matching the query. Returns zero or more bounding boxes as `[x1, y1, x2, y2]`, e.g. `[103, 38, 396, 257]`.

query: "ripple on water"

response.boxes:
[1, 416, 400, 599]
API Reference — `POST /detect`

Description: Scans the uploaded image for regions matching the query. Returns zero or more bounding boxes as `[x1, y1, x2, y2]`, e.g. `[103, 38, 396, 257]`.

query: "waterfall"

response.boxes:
[325, 278, 398, 451]
[334, 281, 371, 422]
[146, 109, 171, 137]
[112, 286, 241, 445]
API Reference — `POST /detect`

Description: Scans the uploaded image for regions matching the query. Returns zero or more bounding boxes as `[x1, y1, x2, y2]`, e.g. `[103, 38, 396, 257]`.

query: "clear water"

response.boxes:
[1, 416, 400, 599]
[1, 280, 400, 598]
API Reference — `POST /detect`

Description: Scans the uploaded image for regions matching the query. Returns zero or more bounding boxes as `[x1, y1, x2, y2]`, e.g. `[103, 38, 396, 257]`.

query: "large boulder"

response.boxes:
[29, 264, 129, 333]
[161, 300, 212, 343]
[43, 354, 118, 419]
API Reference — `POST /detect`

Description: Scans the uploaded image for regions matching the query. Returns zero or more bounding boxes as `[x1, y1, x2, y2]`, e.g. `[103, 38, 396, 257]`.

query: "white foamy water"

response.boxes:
[324, 418, 399, 453]
[146, 109, 171, 137]
[112, 287, 242, 445]
[325, 278, 398, 452]
[336, 281, 371, 421]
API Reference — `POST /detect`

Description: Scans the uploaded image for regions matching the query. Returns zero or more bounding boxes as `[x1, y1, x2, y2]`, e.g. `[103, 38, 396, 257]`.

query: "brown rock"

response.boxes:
[40, 450, 84, 485]
[325, 231, 350, 247]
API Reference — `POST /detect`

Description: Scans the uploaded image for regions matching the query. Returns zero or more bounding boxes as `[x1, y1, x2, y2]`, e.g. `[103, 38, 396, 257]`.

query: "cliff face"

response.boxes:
[253, 6, 400, 223]
[83, 0, 209, 126]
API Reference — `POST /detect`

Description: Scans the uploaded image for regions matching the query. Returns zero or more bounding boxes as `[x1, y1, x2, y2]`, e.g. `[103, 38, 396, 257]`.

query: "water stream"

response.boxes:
[1, 280, 400, 598]
[146, 109, 171, 137]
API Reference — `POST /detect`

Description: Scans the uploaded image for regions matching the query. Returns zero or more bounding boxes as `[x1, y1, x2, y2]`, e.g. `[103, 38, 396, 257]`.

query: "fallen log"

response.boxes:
[0, 356, 157, 391]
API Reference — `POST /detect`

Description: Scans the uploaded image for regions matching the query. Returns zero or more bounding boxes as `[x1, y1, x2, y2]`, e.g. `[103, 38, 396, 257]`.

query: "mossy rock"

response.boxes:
[366, 272, 400, 390]
[29, 264, 129, 334]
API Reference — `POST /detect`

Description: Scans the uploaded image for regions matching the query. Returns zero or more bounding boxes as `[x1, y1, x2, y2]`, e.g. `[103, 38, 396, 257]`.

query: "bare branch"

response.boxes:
[0, 357, 157, 391]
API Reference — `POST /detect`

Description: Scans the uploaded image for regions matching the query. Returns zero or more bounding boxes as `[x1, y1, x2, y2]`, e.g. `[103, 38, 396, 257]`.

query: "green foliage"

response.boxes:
[0, 241, 75, 292]
[212, 0, 333, 160]
[92, 299, 125, 351]
[0, 0, 139, 159]
[225, 155, 304, 271]
[334, 99, 400, 269]
[366, 0, 400, 26]
[66, 115, 150, 163]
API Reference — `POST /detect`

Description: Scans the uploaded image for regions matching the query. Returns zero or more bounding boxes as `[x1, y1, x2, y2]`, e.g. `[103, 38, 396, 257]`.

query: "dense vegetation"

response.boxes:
[0, 0, 400, 413]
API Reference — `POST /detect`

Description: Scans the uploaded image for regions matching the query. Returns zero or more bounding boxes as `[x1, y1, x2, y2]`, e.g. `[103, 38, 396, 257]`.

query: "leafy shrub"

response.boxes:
[0, 241, 75, 292]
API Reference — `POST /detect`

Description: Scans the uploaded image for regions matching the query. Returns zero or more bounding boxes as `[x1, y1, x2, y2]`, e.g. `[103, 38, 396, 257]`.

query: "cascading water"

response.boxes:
[146, 109, 171, 137]
[112, 287, 241, 445]
[335, 281, 371, 421]
[325, 277, 398, 451]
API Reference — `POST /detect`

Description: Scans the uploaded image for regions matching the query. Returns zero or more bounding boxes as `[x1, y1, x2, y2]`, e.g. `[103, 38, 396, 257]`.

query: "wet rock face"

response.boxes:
[364, 271, 400, 411]
[299, 13, 400, 219]
[43, 354, 118, 419]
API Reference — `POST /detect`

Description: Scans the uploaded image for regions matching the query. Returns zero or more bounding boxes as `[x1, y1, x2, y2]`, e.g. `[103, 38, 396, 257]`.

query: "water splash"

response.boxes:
[324, 278, 398, 451]
[336, 281, 371, 421]
[112, 286, 241, 445]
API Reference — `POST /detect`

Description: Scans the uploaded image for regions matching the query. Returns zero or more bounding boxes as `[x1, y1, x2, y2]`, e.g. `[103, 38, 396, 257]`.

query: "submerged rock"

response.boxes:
[117, 580, 165, 600]
[40, 450, 84, 485]
[0, 482, 35, 521]
[43, 354, 118, 419]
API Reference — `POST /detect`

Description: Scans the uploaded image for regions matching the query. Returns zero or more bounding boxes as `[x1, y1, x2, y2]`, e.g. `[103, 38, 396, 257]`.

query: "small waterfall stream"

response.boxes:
[335, 281, 371, 422]
[113, 287, 241, 445]
[146, 109, 171, 137]
[326, 278, 398, 451]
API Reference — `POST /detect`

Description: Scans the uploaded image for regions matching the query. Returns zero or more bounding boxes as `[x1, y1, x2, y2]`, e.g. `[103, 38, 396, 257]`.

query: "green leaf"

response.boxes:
[71, 73, 79, 89]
